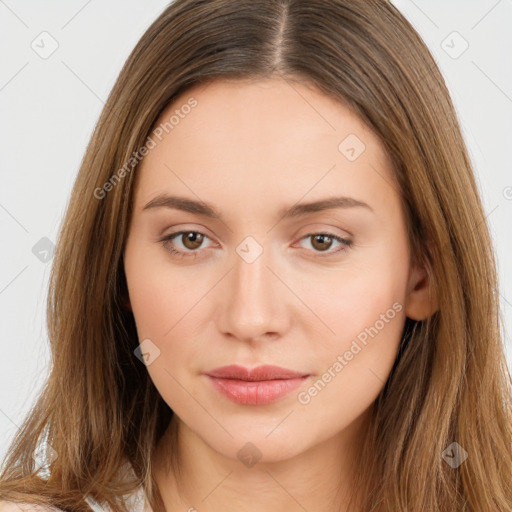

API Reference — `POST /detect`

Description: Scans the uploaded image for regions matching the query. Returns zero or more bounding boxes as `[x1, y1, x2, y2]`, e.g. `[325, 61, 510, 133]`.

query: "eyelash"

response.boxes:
[159, 230, 353, 259]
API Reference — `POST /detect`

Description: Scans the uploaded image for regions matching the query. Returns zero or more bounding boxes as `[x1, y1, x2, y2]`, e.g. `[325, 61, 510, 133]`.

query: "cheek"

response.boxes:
[304, 242, 407, 335]
[124, 241, 206, 337]
[124, 243, 214, 399]
[124, 254, 197, 412]
[294, 243, 409, 418]
[325, 267, 405, 347]
[293, 285, 406, 435]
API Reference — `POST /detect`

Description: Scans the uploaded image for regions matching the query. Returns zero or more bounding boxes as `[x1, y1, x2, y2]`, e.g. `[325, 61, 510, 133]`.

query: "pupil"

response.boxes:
[315, 234, 331, 250]
[184, 232, 202, 249]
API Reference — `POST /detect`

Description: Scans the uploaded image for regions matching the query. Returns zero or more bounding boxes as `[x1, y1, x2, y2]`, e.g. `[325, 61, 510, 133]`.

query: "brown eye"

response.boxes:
[180, 232, 205, 250]
[160, 230, 213, 259]
[310, 234, 334, 251]
[297, 232, 352, 256]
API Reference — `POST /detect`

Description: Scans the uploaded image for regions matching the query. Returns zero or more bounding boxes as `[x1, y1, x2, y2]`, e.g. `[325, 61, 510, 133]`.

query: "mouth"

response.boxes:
[204, 364, 311, 405]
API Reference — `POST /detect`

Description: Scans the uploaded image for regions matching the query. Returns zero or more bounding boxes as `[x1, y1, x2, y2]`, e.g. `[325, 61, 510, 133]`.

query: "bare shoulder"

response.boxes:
[0, 501, 63, 512]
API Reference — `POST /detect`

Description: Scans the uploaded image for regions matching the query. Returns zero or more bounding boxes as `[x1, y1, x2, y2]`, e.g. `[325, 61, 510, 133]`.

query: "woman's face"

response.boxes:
[123, 77, 430, 463]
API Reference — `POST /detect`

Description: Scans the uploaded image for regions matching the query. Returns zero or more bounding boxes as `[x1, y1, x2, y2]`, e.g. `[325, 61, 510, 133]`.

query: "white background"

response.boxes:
[1, 0, 511, 460]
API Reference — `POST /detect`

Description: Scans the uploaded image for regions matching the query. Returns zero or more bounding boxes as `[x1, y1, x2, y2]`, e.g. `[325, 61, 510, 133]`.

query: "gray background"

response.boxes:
[1, 0, 511, 461]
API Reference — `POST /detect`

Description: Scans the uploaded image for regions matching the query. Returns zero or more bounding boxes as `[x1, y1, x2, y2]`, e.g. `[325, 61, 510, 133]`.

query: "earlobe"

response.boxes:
[404, 263, 438, 321]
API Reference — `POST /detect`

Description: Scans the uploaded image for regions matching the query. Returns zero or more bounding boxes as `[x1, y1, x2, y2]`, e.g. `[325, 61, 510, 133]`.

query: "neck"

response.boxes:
[152, 411, 369, 512]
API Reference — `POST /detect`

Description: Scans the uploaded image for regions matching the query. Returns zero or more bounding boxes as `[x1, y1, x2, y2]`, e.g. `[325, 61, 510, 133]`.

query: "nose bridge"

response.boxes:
[217, 236, 287, 341]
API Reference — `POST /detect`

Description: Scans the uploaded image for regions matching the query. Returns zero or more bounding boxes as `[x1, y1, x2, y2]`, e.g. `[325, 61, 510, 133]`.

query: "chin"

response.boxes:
[201, 427, 311, 465]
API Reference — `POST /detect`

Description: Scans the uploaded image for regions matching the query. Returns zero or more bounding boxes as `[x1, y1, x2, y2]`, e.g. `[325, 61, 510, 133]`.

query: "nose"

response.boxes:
[216, 241, 291, 344]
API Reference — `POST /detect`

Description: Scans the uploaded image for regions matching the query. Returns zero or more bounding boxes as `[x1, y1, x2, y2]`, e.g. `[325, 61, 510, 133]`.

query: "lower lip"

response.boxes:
[206, 375, 309, 405]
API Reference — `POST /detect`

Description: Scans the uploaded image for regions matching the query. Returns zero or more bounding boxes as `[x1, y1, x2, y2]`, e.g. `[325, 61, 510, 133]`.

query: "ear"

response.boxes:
[405, 261, 438, 321]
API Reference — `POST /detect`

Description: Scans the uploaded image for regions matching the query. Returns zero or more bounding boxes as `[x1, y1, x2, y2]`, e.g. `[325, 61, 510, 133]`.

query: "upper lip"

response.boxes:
[205, 364, 309, 381]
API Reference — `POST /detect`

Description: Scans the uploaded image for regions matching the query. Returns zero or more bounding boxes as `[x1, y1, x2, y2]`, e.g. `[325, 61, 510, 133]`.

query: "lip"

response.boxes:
[204, 365, 311, 405]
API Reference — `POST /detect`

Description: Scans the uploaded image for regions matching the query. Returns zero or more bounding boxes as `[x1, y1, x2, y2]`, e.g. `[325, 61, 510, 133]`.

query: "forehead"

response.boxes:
[132, 77, 398, 217]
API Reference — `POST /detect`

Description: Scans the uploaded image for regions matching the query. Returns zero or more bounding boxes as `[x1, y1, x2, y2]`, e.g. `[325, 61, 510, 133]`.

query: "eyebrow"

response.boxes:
[142, 194, 373, 220]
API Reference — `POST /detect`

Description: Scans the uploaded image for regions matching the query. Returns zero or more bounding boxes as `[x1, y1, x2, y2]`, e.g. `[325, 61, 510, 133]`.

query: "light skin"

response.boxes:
[122, 77, 437, 512]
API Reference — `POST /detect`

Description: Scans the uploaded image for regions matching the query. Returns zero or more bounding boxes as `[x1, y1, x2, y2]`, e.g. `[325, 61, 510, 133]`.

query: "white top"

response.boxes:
[0, 485, 149, 512]
[0, 463, 151, 512]
[0, 486, 149, 512]
[85, 484, 150, 512]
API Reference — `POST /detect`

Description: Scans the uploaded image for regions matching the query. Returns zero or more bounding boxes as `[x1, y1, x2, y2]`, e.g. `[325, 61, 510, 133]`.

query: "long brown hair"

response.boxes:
[1, 1, 511, 511]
